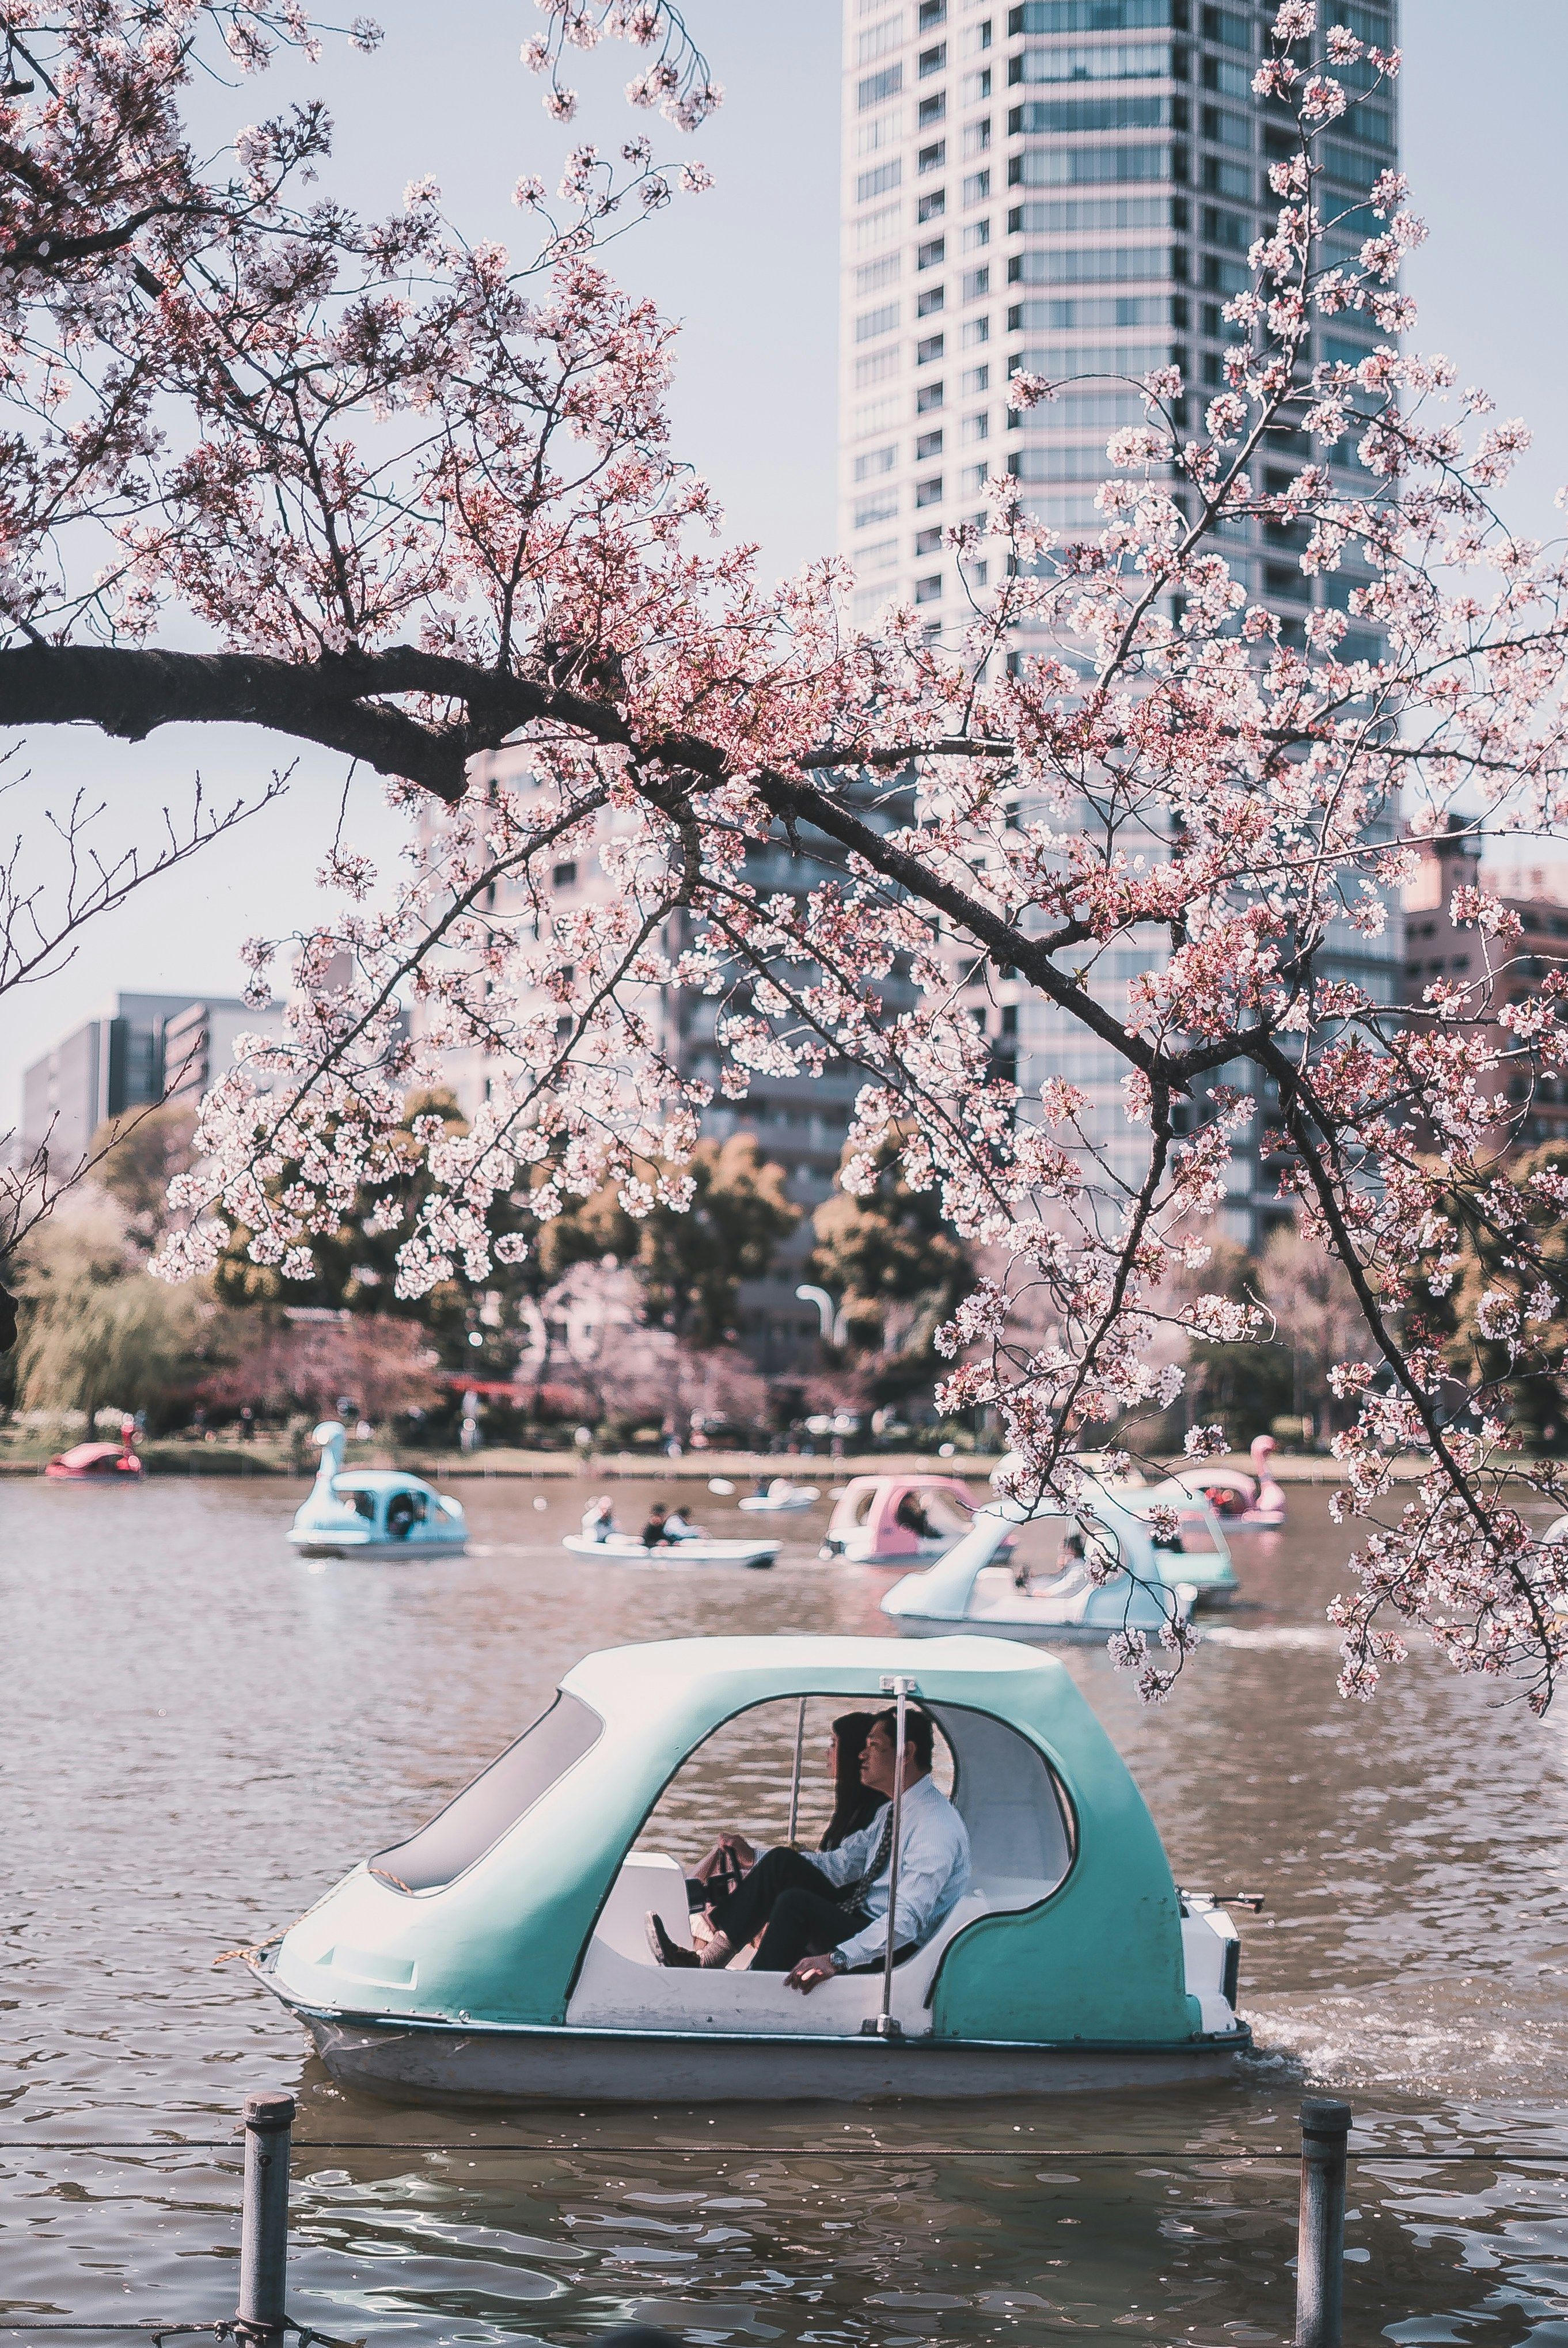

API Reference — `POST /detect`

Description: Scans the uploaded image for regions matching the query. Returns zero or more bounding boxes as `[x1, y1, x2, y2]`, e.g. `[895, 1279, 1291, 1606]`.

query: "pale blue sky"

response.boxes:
[5, 0, 1565, 1128]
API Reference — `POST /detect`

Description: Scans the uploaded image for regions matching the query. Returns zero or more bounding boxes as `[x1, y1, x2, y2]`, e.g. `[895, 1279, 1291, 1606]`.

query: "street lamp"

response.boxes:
[796, 1284, 848, 1347]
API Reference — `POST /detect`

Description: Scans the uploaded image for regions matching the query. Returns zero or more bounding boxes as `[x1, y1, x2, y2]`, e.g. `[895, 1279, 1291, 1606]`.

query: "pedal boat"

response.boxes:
[287, 1421, 468, 1560]
[880, 1491, 1197, 1644]
[1161, 1436, 1287, 1530]
[562, 1530, 779, 1568]
[1127, 1483, 1239, 1606]
[820, 1474, 976, 1564]
[44, 1436, 143, 1481]
[245, 1632, 1251, 2103]
[737, 1478, 821, 1513]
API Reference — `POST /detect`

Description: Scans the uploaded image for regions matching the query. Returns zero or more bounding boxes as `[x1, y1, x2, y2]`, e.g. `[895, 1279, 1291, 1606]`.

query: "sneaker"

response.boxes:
[646, 1912, 699, 1968]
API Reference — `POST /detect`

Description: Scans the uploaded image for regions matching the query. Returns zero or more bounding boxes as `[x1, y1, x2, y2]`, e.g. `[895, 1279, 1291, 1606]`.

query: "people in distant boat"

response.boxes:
[1013, 1527, 1084, 1594]
[894, 1490, 937, 1540]
[647, 1705, 970, 1993]
[663, 1504, 700, 1538]
[582, 1497, 616, 1543]
[386, 1490, 422, 1539]
[641, 1501, 702, 1548]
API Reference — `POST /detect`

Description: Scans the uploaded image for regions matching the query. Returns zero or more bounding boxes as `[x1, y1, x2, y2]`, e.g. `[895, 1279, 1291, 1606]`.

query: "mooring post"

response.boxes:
[1295, 2096, 1351, 2348]
[237, 2092, 295, 2342]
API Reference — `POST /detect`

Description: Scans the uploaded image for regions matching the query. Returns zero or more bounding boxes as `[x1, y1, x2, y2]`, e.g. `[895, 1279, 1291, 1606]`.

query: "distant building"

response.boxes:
[1403, 824, 1568, 1152]
[21, 991, 282, 1166]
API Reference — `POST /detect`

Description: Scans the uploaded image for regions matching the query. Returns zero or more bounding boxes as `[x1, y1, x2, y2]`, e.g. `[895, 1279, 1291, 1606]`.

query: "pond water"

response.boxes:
[5, 1470, 1568, 2346]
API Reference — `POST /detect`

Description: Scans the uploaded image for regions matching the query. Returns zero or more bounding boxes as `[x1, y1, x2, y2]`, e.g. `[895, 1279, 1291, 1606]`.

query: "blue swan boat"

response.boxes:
[246, 1633, 1251, 2102]
[286, 1421, 468, 1561]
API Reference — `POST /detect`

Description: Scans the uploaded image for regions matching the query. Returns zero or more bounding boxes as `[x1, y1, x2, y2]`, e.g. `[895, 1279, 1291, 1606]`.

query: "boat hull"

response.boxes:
[891, 1610, 1156, 1644]
[286, 1532, 469, 1561]
[292, 2006, 1250, 2104]
[562, 1534, 778, 1568]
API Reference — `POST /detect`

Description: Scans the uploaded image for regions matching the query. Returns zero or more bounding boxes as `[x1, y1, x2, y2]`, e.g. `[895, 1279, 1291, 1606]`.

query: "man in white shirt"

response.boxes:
[646, 1706, 970, 1992]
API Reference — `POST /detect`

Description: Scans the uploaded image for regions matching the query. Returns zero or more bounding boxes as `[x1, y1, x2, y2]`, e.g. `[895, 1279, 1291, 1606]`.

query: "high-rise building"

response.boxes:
[837, 0, 1402, 1246]
[21, 991, 283, 1167]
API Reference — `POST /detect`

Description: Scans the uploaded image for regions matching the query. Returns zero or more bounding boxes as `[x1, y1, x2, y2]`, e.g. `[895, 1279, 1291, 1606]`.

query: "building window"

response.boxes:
[858, 63, 903, 111]
[963, 168, 991, 205]
[916, 284, 946, 316]
[914, 524, 943, 554]
[962, 67, 992, 104]
[918, 91, 947, 127]
[853, 443, 897, 481]
[962, 362, 990, 394]
[919, 41, 947, 75]
[916, 379, 945, 411]
[856, 300, 900, 342]
[855, 490, 899, 528]
[856, 158, 902, 203]
[962, 461, 988, 491]
[916, 476, 944, 507]
[917, 187, 946, 222]
[917, 234, 946, 268]
[962, 217, 990, 252]
[914, 573, 943, 604]
[916, 332, 945, 365]
[855, 345, 900, 388]
[963, 116, 992, 155]
[962, 264, 991, 301]
[855, 251, 901, 295]
[961, 314, 990, 346]
[918, 0, 947, 25]
[916, 427, 944, 458]
[1201, 154, 1251, 199]
[962, 410, 989, 443]
[918, 139, 946, 172]
[552, 860, 578, 889]
[1201, 55, 1250, 100]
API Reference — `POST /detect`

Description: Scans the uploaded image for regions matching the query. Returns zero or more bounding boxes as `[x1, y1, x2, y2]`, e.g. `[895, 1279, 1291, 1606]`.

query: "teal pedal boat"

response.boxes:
[1130, 1482, 1239, 1607]
[246, 1633, 1251, 2103]
[880, 1488, 1198, 1644]
[286, 1421, 468, 1561]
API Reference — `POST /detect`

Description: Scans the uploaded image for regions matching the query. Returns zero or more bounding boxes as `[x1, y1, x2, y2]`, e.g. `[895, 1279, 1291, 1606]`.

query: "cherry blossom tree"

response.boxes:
[8, 0, 1568, 1702]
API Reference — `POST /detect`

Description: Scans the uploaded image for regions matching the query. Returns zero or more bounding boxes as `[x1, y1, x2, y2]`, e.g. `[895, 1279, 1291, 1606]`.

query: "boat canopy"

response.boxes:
[270, 1633, 1202, 2049]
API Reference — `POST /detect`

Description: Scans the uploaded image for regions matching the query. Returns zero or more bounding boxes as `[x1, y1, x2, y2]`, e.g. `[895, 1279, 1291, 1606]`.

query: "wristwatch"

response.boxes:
[827, 1948, 848, 1974]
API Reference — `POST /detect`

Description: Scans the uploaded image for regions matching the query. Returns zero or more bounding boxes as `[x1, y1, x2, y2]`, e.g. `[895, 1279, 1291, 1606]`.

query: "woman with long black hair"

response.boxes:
[819, 1710, 889, 1850]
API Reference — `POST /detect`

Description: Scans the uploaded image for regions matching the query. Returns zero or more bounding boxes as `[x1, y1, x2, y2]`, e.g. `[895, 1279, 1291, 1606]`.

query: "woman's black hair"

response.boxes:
[819, 1710, 889, 1850]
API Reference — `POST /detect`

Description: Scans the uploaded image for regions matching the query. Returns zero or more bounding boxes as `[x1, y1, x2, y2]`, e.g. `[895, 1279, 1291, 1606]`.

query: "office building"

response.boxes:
[21, 991, 283, 1167]
[837, 0, 1402, 1245]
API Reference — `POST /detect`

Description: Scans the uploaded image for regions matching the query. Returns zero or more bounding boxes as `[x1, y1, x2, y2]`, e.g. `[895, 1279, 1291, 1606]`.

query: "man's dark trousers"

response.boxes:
[707, 1848, 870, 1973]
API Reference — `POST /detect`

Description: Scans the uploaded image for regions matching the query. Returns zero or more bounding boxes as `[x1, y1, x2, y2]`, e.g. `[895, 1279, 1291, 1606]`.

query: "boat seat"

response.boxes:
[568, 1859, 1053, 2038]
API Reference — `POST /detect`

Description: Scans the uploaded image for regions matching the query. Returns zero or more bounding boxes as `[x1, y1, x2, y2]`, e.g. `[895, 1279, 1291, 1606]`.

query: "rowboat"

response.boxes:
[737, 1479, 821, 1513]
[562, 1532, 780, 1569]
[245, 1632, 1251, 2102]
[286, 1422, 468, 1560]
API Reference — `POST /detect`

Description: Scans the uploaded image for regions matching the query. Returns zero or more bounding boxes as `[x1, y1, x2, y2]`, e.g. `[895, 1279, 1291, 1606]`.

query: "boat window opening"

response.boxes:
[852, 1488, 877, 1527]
[633, 1695, 956, 1869]
[1152, 1507, 1213, 1554]
[371, 1692, 603, 1893]
[996, 1511, 1108, 1584]
[349, 1490, 375, 1522]
[924, 1701, 1078, 1880]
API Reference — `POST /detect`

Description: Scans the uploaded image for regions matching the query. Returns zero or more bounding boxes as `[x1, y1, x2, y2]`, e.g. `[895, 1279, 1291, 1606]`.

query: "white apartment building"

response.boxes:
[837, 0, 1401, 1242]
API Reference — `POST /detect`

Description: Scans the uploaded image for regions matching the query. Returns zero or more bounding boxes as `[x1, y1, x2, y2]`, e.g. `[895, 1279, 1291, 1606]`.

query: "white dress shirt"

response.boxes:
[808, 1773, 971, 1970]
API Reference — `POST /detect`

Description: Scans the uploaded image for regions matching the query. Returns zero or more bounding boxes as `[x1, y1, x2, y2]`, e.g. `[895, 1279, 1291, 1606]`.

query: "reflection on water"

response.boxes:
[6, 1472, 1568, 2342]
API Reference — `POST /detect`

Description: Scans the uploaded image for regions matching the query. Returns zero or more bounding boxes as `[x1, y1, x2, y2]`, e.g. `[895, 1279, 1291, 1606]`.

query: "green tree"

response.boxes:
[1174, 1238, 1294, 1448]
[14, 1196, 203, 1428]
[553, 1134, 800, 1348]
[90, 1103, 198, 1243]
[808, 1127, 972, 1400]
[1420, 1139, 1568, 1449]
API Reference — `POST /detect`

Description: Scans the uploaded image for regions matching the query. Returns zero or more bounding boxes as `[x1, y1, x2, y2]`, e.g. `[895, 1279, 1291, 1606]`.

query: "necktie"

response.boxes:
[836, 1800, 896, 1907]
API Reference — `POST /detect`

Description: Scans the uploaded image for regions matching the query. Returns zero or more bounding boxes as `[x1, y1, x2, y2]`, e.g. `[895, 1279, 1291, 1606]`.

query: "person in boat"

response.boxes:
[821, 1711, 889, 1849]
[582, 1497, 616, 1543]
[663, 1503, 700, 1538]
[894, 1490, 938, 1540]
[647, 1705, 969, 1992]
[1013, 1526, 1084, 1594]
[683, 1709, 887, 1917]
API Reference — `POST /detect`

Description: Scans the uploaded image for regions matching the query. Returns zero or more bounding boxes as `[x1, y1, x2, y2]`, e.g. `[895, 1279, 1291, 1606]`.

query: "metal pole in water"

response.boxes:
[1295, 2096, 1351, 2348]
[237, 2092, 295, 2342]
[787, 1695, 806, 1846]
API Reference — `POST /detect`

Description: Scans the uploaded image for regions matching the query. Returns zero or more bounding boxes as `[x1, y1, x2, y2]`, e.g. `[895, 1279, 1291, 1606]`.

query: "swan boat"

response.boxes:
[562, 1531, 780, 1568]
[820, 1474, 977, 1564]
[1163, 1437, 1288, 1530]
[287, 1422, 468, 1560]
[1126, 1484, 1239, 1605]
[245, 1632, 1251, 2102]
[880, 1490, 1197, 1643]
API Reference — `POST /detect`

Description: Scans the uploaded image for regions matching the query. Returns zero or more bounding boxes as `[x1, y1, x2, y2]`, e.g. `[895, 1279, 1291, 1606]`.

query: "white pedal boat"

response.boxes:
[246, 1633, 1250, 2103]
[737, 1479, 821, 1513]
[286, 1423, 468, 1560]
[881, 1490, 1195, 1643]
[562, 1531, 780, 1569]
